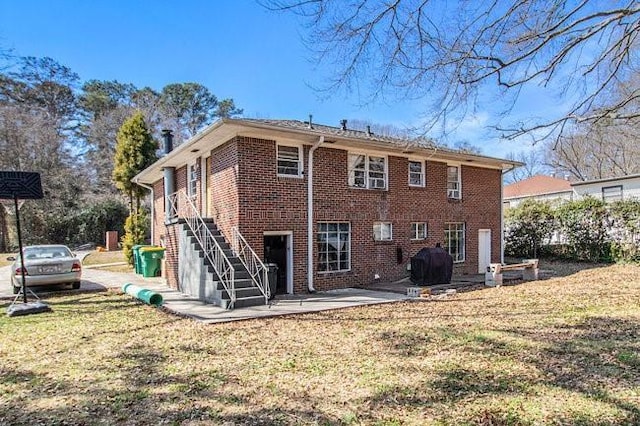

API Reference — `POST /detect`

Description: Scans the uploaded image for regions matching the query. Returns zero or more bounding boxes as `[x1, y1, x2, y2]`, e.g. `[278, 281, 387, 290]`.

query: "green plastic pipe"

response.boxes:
[122, 283, 163, 306]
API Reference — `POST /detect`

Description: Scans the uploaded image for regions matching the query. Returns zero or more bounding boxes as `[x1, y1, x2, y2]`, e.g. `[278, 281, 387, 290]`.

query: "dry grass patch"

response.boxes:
[82, 250, 127, 266]
[1, 264, 639, 425]
[0, 252, 15, 267]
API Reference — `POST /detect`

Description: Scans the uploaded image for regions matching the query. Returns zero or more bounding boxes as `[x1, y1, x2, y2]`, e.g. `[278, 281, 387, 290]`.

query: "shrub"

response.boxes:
[556, 197, 610, 262]
[504, 199, 555, 258]
[121, 211, 149, 265]
[608, 199, 640, 262]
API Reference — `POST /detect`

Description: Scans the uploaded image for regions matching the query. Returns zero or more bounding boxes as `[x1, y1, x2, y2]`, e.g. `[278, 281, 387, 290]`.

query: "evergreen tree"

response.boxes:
[112, 111, 158, 212]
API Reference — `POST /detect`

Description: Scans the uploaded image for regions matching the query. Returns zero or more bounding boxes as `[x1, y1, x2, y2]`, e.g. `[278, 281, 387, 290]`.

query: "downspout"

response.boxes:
[307, 135, 325, 293]
[134, 179, 155, 246]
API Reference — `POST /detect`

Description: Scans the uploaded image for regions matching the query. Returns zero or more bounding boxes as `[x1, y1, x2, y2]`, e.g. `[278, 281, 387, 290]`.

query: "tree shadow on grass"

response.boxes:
[480, 316, 640, 424]
[361, 315, 640, 425]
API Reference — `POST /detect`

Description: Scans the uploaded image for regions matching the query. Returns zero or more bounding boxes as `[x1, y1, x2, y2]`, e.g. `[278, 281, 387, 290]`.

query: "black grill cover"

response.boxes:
[410, 247, 453, 285]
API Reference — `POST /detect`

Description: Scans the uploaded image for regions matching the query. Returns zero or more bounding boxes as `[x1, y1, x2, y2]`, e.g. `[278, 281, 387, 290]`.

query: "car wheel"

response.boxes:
[72, 282, 81, 290]
[12, 285, 20, 294]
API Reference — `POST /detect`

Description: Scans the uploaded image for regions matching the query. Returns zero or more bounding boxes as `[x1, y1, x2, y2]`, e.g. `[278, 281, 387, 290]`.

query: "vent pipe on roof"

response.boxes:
[340, 119, 347, 131]
[162, 129, 174, 155]
[308, 114, 313, 129]
[366, 125, 372, 137]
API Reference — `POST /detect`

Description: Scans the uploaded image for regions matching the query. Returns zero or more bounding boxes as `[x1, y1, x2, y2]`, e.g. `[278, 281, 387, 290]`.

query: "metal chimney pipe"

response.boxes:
[162, 129, 174, 155]
[340, 119, 347, 131]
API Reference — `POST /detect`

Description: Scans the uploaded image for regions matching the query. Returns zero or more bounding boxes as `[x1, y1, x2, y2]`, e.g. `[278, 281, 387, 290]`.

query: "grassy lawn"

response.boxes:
[1, 263, 639, 425]
[82, 250, 133, 273]
[82, 250, 127, 266]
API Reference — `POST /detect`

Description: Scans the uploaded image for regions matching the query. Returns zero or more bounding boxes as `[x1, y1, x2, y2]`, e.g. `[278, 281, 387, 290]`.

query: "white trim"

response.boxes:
[408, 159, 426, 187]
[447, 164, 462, 199]
[410, 222, 427, 240]
[348, 152, 388, 190]
[444, 222, 465, 263]
[187, 159, 198, 198]
[263, 231, 294, 294]
[316, 221, 352, 274]
[373, 221, 393, 241]
[276, 142, 304, 178]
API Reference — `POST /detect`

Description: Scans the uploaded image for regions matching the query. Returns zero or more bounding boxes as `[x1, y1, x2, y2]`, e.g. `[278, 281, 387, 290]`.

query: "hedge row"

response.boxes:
[9, 199, 129, 250]
[505, 198, 640, 263]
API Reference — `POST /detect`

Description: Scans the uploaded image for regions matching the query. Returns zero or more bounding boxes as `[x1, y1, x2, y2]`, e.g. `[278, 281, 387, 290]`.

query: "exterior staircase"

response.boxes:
[179, 219, 266, 309]
[170, 190, 269, 310]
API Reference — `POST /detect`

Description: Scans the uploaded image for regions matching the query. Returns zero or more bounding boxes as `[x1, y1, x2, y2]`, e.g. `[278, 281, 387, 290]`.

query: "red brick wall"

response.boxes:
[153, 135, 503, 293]
[237, 137, 309, 293]
[209, 139, 240, 240]
[233, 137, 503, 293]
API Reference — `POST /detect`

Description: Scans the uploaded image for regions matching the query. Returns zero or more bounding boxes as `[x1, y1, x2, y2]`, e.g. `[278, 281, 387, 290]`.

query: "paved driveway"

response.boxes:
[0, 264, 163, 300]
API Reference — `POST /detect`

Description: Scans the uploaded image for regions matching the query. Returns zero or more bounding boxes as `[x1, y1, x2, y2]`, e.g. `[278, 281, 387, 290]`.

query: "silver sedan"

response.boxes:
[8, 245, 82, 294]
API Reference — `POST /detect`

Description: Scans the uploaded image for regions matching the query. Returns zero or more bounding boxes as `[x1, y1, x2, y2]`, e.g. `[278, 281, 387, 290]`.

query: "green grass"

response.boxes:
[1, 263, 639, 425]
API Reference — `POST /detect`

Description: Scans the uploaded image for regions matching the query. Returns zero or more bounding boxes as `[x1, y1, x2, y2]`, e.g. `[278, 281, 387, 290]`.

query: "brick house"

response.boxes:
[134, 118, 519, 308]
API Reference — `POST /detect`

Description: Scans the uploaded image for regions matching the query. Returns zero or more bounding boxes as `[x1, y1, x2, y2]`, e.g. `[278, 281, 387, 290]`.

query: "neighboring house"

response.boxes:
[503, 175, 573, 209]
[504, 174, 640, 208]
[134, 118, 519, 308]
[572, 174, 640, 202]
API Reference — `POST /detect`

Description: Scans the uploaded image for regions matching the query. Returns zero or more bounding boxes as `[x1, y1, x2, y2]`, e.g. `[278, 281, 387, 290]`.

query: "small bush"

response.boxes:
[122, 211, 149, 265]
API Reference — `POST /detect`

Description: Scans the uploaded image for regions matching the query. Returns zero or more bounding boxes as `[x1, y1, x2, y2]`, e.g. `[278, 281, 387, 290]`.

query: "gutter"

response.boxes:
[134, 179, 155, 246]
[307, 135, 325, 293]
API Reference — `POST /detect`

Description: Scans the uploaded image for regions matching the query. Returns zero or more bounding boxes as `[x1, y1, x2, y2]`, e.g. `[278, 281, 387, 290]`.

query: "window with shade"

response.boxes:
[447, 165, 461, 199]
[277, 144, 303, 177]
[187, 163, 198, 198]
[444, 222, 465, 262]
[317, 222, 351, 272]
[348, 153, 387, 190]
[408, 160, 425, 187]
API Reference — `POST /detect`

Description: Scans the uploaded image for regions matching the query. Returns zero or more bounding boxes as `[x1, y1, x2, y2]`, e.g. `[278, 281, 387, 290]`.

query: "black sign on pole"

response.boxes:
[0, 171, 44, 304]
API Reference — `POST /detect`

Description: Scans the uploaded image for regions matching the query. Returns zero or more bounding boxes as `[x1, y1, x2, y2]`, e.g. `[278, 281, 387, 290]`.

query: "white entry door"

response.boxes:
[478, 229, 492, 273]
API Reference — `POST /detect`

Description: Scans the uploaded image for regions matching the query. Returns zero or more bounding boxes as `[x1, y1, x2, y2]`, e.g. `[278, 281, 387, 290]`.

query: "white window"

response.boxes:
[411, 222, 427, 240]
[447, 165, 461, 199]
[444, 222, 465, 262]
[348, 153, 387, 190]
[277, 144, 302, 177]
[317, 222, 351, 272]
[187, 163, 198, 198]
[408, 160, 425, 187]
[373, 222, 393, 241]
[602, 185, 622, 202]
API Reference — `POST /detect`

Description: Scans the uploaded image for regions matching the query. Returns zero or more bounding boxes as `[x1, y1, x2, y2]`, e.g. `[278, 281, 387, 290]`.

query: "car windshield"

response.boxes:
[22, 247, 72, 260]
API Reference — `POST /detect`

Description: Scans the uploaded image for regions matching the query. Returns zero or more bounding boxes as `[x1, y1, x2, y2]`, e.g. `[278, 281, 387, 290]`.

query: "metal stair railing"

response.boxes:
[232, 227, 269, 304]
[171, 190, 237, 309]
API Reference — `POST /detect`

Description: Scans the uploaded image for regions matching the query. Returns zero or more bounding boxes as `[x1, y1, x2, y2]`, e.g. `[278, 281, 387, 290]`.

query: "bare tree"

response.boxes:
[545, 118, 640, 180]
[504, 148, 550, 183]
[263, 1, 640, 143]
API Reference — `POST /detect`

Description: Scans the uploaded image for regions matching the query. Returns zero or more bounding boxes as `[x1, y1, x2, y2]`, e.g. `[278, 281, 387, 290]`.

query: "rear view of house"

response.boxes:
[134, 118, 518, 308]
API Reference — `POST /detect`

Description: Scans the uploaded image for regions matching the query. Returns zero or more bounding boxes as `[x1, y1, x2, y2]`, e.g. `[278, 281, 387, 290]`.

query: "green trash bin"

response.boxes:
[132, 245, 146, 274]
[139, 246, 165, 277]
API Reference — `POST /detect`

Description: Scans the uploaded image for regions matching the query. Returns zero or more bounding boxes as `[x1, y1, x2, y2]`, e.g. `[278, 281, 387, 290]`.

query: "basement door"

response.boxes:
[263, 232, 293, 295]
[478, 229, 492, 273]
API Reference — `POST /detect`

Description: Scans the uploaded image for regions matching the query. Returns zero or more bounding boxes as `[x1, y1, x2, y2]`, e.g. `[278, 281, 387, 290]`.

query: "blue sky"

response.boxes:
[0, 0, 548, 157]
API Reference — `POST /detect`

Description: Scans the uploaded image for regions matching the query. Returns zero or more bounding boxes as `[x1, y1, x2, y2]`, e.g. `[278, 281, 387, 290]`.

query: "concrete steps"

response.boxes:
[179, 221, 266, 309]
